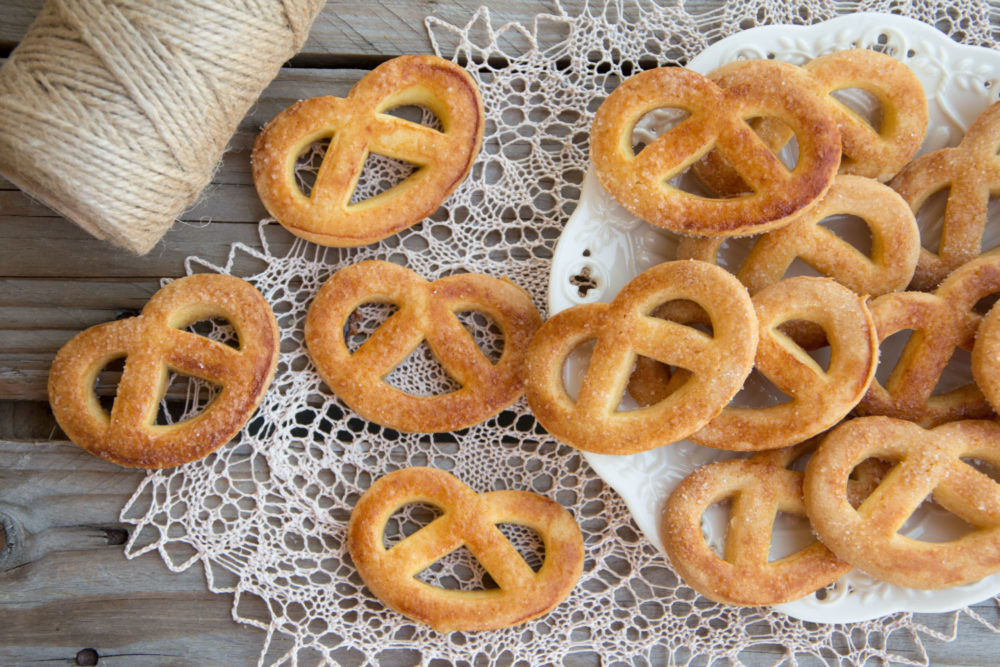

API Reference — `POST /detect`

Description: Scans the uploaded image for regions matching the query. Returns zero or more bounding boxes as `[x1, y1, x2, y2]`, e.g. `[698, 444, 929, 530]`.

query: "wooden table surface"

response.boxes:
[2, 1, 1000, 665]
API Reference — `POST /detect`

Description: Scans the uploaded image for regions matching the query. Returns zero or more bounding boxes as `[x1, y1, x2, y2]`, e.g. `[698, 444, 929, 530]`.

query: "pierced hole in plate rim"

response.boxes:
[569, 265, 599, 299]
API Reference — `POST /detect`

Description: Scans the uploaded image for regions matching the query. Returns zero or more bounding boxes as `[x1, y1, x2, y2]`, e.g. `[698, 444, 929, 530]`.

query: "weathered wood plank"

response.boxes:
[1, 438, 999, 666]
[0, 1, 592, 62]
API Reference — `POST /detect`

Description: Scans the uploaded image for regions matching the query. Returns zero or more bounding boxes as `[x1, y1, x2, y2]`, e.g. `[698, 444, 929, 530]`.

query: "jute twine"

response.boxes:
[0, 0, 326, 254]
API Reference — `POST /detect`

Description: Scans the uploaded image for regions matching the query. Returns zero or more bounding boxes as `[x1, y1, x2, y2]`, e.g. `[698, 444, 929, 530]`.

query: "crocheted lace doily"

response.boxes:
[120, 1, 1000, 664]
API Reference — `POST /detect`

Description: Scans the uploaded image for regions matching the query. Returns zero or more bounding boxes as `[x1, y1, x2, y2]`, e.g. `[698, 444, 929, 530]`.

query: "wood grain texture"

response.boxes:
[3, 0, 1000, 664]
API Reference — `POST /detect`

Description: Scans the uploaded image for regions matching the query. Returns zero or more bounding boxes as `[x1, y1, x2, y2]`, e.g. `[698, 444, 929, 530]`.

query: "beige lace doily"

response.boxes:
[120, 1, 1000, 664]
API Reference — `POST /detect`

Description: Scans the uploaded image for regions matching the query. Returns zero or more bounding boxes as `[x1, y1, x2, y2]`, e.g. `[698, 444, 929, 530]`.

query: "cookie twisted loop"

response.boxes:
[662, 444, 851, 605]
[590, 64, 840, 236]
[690, 277, 877, 451]
[252, 55, 484, 246]
[805, 417, 1000, 588]
[347, 467, 584, 632]
[678, 175, 920, 297]
[858, 254, 1000, 426]
[696, 50, 927, 195]
[890, 100, 1000, 290]
[48, 275, 279, 468]
[525, 261, 758, 455]
[305, 261, 541, 432]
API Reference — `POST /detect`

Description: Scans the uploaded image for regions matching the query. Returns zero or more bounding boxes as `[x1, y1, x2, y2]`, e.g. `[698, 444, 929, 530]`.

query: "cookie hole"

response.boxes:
[454, 310, 505, 366]
[960, 457, 1000, 483]
[668, 162, 728, 198]
[817, 213, 874, 258]
[899, 498, 976, 542]
[913, 186, 951, 259]
[779, 256, 825, 282]
[650, 299, 714, 337]
[344, 303, 400, 354]
[982, 195, 1000, 255]
[930, 347, 975, 397]
[496, 523, 545, 573]
[768, 511, 813, 561]
[728, 368, 793, 409]
[777, 319, 829, 353]
[683, 236, 756, 274]
[627, 357, 692, 407]
[155, 370, 222, 425]
[692, 149, 753, 197]
[384, 341, 462, 396]
[383, 105, 442, 131]
[187, 317, 240, 350]
[415, 545, 497, 591]
[294, 138, 331, 198]
[702, 498, 731, 558]
[974, 293, 1000, 316]
[561, 338, 594, 405]
[847, 457, 894, 508]
[632, 107, 690, 155]
[349, 152, 421, 205]
[94, 355, 127, 413]
[875, 328, 915, 387]
[830, 88, 883, 134]
[383, 502, 444, 550]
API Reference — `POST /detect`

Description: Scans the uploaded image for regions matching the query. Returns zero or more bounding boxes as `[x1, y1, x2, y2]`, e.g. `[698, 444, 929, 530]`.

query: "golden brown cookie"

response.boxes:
[525, 260, 758, 455]
[347, 467, 584, 632]
[690, 277, 877, 451]
[253, 55, 483, 246]
[590, 63, 840, 236]
[662, 443, 851, 605]
[890, 100, 1000, 290]
[804, 417, 1000, 589]
[857, 253, 1000, 426]
[48, 274, 279, 468]
[305, 260, 541, 432]
[695, 49, 927, 195]
[677, 175, 920, 297]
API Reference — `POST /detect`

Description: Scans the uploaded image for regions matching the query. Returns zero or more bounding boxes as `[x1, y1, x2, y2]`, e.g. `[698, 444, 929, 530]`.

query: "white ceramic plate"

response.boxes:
[549, 13, 1000, 623]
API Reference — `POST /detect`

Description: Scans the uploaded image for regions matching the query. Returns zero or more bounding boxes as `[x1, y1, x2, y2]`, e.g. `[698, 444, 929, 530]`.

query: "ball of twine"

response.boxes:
[0, 0, 326, 254]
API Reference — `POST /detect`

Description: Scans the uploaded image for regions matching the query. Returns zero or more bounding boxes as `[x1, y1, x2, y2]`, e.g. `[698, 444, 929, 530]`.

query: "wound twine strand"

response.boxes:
[0, 0, 326, 254]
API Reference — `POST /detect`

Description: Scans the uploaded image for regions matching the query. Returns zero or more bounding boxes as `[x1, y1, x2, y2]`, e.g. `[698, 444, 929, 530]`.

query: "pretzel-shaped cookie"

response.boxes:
[252, 55, 483, 246]
[590, 63, 841, 236]
[677, 175, 920, 297]
[890, 100, 1000, 290]
[857, 253, 1000, 426]
[305, 260, 541, 432]
[805, 417, 1000, 588]
[973, 301, 1000, 413]
[690, 277, 877, 451]
[525, 260, 758, 455]
[347, 467, 584, 632]
[662, 443, 852, 605]
[694, 49, 928, 196]
[47, 274, 279, 468]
